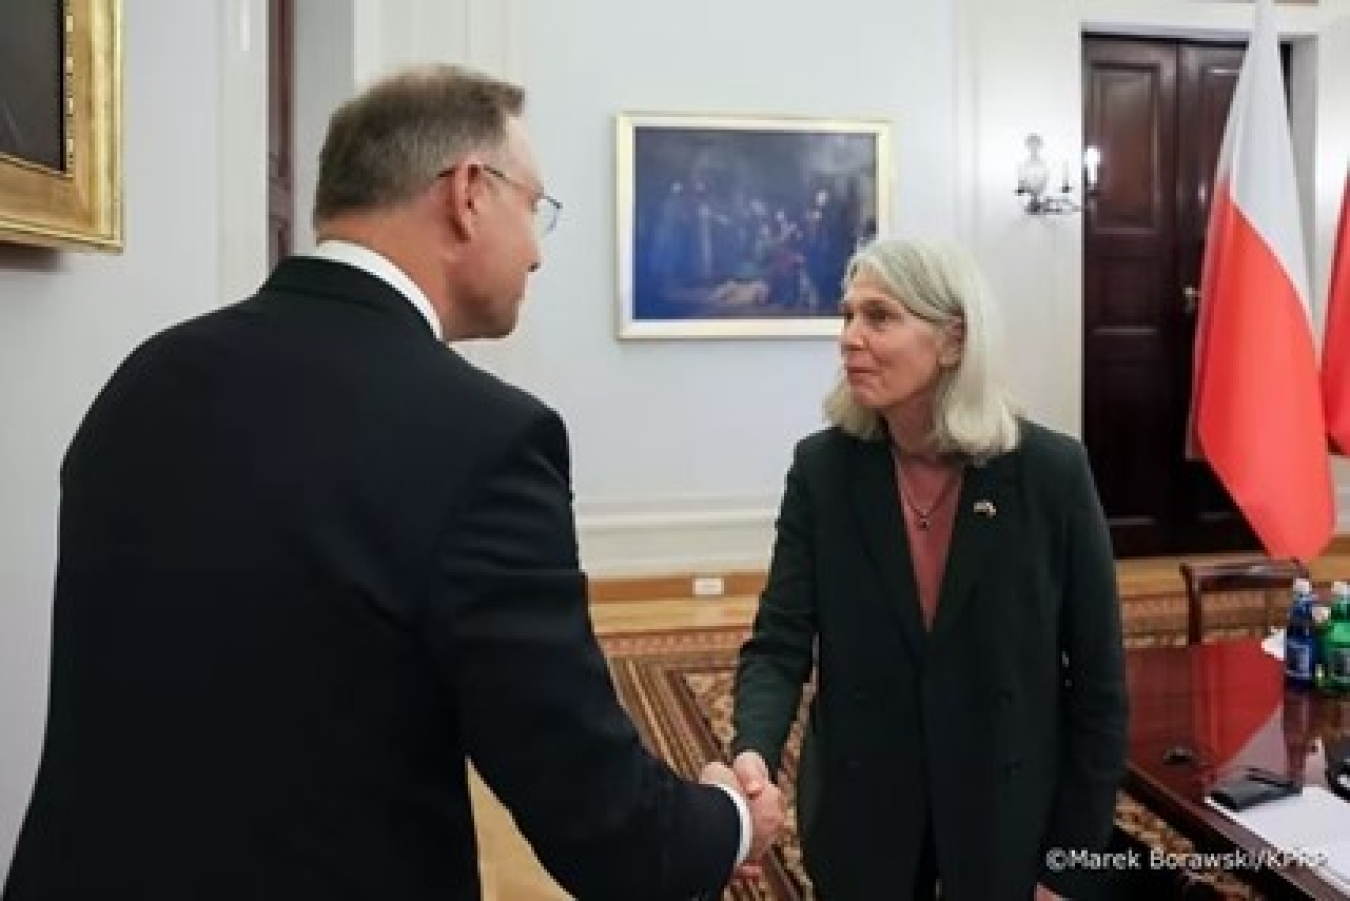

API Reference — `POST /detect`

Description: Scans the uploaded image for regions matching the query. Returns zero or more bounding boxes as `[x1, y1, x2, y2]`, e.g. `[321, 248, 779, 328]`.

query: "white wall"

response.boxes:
[297, 0, 961, 575]
[218, 0, 269, 304]
[506, 0, 960, 575]
[0, 0, 268, 880]
[284, 0, 964, 575]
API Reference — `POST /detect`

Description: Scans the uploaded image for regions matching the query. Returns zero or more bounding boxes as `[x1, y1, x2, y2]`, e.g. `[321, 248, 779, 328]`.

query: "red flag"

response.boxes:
[1191, 0, 1334, 561]
[1322, 167, 1350, 453]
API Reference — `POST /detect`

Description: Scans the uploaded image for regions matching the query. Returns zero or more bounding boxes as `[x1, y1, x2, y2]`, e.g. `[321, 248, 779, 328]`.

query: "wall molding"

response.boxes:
[217, 0, 269, 309]
[588, 532, 1350, 603]
[577, 494, 778, 578]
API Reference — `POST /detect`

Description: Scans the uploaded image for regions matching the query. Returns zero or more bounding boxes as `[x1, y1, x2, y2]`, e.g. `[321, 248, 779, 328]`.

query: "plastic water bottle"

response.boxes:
[1285, 578, 1318, 688]
[1322, 581, 1350, 693]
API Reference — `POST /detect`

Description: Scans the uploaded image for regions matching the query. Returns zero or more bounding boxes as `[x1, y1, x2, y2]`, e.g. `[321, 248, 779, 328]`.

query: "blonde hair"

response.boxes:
[823, 237, 1020, 460]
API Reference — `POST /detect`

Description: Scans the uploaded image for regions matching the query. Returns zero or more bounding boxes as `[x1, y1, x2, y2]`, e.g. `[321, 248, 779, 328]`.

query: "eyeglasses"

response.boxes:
[484, 165, 563, 237]
[437, 162, 562, 237]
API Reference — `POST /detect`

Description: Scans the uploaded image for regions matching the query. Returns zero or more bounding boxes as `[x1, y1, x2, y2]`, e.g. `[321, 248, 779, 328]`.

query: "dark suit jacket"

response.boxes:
[732, 424, 1128, 900]
[3, 257, 739, 901]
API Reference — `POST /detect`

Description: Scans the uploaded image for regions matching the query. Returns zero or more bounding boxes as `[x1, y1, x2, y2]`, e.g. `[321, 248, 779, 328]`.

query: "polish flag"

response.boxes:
[1322, 167, 1350, 453]
[1191, 0, 1334, 561]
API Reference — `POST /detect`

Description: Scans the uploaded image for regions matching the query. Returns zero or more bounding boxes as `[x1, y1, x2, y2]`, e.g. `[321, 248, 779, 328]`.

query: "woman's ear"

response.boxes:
[940, 318, 966, 367]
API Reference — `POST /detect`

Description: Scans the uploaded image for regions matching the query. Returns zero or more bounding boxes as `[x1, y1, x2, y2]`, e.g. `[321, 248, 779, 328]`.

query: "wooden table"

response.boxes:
[1126, 639, 1350, 899]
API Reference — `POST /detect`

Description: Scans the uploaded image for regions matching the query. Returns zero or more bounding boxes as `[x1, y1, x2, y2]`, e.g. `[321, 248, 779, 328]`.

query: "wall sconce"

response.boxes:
[1015, 133, 1080, 215]
[1083, 145, 1102, 195]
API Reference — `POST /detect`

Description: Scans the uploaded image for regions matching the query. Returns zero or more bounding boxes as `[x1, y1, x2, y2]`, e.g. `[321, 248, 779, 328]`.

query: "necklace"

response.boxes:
[892, 450, 961, 531]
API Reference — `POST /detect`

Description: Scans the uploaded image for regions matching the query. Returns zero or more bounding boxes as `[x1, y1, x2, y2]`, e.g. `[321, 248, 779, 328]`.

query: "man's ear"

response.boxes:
[442, 164, 482, 240]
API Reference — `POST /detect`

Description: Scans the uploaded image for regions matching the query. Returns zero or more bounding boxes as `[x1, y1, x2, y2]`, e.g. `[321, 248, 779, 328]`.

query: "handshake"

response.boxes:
[699, 751, 786, 880]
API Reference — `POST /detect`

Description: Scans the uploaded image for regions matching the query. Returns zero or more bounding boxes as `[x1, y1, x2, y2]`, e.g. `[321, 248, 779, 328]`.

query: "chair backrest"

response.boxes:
[1178, 557, 1309, 645]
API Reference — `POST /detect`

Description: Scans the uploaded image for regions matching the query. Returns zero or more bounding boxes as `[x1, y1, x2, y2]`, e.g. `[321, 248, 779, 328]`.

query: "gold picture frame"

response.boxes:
[0, 0, 123, 252]
[616, 113, 893, 340]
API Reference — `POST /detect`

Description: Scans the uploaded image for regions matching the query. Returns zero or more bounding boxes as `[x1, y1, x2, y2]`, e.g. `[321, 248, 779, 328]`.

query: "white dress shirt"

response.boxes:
[309, 239, 443, 341]
[717, 784, 753, 868]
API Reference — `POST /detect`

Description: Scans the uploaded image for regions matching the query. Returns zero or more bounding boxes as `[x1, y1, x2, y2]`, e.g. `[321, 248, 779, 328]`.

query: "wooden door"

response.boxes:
[268, 0, 294, 267]
[1082, 37, 1261, 557]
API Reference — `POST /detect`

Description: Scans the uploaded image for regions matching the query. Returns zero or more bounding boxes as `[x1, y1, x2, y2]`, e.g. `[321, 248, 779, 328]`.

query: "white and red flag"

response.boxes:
[1190, 0, 1333, 560]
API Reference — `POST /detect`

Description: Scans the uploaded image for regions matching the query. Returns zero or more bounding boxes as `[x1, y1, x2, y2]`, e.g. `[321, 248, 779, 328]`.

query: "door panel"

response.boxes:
[1082, 36, 1260, 557]
[1083, 40, 1178, 556]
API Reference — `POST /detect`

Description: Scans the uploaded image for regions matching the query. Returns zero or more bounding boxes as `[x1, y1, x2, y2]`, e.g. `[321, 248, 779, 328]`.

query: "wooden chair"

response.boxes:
[1178, 558, 1309, 646]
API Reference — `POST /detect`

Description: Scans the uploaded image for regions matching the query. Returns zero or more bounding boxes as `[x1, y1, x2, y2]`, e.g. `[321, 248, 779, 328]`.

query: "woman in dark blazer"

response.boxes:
[730, 238, 1128, 900]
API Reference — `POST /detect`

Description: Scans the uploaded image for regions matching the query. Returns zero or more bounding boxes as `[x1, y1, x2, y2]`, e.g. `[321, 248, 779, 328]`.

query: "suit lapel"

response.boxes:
[929, 451, 1019, 648]
[849, 440, 927, 661]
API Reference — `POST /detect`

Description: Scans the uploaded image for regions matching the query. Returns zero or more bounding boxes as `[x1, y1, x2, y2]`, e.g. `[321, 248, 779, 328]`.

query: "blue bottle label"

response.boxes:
[1286, 641, 1313, 680]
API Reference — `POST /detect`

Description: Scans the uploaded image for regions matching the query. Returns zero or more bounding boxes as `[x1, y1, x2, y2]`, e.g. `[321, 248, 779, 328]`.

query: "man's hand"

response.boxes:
[1034, 883, 1063, 901]
[700, 756, 785, 879]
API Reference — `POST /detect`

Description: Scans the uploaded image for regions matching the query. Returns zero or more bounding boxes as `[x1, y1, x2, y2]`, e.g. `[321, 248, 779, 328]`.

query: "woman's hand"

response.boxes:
[732, 750, 772, 797]
[729, 751, 780, 879]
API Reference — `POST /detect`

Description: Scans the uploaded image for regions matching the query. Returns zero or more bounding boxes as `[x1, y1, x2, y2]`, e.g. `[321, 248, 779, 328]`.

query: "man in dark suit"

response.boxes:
[3, 64, 782, 901]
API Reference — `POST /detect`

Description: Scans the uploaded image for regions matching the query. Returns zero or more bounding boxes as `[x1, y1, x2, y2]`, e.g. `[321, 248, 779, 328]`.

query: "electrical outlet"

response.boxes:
[692, 575, 725, 598]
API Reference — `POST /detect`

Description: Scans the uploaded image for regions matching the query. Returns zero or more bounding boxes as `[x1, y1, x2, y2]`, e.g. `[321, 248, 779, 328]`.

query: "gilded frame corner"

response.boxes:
[0, 0, 124, 252]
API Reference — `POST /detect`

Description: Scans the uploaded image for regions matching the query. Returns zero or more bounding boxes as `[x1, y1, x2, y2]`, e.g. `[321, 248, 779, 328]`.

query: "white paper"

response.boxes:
[1207, 786, 1350, 888]
[1315, 838, 1350, 888]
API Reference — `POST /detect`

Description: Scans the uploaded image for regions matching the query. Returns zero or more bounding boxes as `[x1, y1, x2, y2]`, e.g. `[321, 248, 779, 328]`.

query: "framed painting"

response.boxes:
[0, 0, 123, 252]
[616, 113, 892, 339]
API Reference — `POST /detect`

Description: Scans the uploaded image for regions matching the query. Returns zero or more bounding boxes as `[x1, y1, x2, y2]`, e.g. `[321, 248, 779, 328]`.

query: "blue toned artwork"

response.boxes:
[617, 115, 891, 339]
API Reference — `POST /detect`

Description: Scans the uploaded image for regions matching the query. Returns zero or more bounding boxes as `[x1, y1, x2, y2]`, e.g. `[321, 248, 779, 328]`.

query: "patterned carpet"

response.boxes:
[604, 626, 811, 901]
[601, 590, 1279, 900]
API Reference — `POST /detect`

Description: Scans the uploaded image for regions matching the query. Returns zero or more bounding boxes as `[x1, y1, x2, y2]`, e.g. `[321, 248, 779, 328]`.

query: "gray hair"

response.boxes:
[823, 237, 1020, 460]
[313, 64, 525, 225]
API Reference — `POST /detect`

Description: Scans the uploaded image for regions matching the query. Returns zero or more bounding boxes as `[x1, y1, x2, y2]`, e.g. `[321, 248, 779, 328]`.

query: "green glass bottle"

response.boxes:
[1322, 580, 1350, 694]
